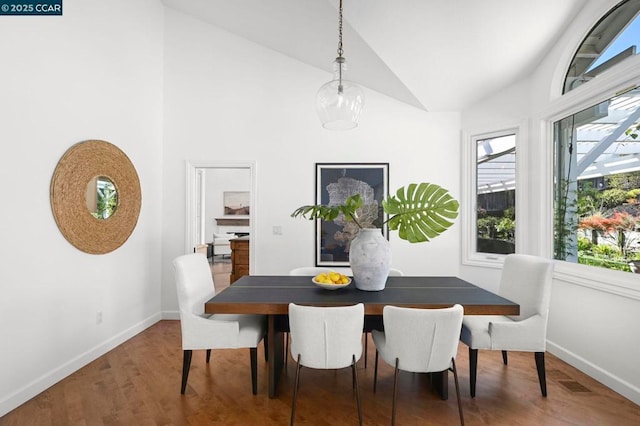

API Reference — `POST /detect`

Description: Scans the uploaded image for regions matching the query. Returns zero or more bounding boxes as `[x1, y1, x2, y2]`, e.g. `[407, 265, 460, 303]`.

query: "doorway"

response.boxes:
[186, 161, 256, 287]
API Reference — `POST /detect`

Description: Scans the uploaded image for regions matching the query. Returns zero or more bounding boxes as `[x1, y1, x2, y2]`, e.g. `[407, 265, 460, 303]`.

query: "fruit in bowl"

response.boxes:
[312, 271, 351, 290]
[314, 271, 349, 284]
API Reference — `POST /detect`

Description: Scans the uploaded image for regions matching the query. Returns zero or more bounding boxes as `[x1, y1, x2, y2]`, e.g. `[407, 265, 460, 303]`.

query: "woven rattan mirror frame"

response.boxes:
[50, 140, 141, 254]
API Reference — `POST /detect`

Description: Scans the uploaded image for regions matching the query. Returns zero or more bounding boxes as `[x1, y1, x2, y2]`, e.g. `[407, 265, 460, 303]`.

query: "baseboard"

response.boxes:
[547, 339, 640, 405]
[0, 313, 161, 417]
[162, 310, 180, 320]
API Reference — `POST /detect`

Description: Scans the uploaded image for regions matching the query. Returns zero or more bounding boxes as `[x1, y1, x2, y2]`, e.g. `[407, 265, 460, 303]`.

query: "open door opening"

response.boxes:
[186, 161, 256, 290]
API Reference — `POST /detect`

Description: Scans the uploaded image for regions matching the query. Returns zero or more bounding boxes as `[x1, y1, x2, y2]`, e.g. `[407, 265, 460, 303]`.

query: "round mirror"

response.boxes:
[86, 176, 119, 220]
[51, 140, 141, 254]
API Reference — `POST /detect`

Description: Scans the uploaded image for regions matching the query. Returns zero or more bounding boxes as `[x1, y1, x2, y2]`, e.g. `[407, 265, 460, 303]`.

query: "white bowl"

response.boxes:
[312, 276, 351, 290]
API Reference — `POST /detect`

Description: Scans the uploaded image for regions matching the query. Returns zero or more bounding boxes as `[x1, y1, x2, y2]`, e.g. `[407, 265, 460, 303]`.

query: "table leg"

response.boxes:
[432, 371, 449, 400]
[267, 315, 285, 398]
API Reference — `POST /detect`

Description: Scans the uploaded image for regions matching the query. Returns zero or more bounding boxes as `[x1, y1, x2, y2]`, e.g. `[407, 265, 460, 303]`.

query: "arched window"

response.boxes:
[554, 1, 640, 272]
[564, 0, 640, 94]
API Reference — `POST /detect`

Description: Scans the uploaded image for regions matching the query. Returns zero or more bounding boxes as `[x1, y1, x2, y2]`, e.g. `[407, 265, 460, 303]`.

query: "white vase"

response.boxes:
[349, 228, 391, 291]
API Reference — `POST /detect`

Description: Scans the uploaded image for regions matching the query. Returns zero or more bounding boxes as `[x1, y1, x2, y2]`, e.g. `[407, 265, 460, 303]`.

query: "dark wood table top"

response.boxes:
[205, 275, 519, 316]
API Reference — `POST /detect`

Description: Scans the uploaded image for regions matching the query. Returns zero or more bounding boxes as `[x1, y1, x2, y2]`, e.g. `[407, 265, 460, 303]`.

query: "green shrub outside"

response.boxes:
[578, 254, 632, 272]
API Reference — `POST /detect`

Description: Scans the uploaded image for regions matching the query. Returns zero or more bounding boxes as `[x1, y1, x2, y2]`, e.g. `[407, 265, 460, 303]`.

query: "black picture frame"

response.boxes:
[315, 163, 389, 267]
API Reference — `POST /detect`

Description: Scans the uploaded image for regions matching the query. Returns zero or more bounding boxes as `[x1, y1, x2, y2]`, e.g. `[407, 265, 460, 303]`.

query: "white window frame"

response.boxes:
[535, 53, 640, 298]
[462, 126, 523, 268]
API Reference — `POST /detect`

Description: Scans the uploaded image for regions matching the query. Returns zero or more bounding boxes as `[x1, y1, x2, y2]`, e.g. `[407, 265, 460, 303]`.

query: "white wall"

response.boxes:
[160, 8, 462, 315]
[461, 0, 640, 405]
[0, 0, 164, 416]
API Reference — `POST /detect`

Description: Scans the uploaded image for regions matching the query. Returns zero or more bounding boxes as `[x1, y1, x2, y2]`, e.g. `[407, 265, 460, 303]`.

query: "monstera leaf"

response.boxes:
[382, 182, 459, 243]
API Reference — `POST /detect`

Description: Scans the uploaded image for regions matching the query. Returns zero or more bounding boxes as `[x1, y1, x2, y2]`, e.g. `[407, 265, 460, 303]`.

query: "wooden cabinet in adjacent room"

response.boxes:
[230, 236, 249, 283]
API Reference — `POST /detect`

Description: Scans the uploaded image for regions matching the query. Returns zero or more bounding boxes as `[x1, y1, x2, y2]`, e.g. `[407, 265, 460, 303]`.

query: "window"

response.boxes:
[463, 129, 519, 265]
[554, 87, 640, 271]
[564, 0, 640, 94]
[476, 133, 517, 255]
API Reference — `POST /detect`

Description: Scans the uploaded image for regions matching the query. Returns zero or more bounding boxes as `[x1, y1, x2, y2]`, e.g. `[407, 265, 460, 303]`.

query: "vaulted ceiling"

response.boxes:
[162, 0, 588, 112]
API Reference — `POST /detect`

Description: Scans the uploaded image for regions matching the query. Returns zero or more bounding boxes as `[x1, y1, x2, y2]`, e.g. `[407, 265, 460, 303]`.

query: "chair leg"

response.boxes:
[206, 349, 211, 363]
[535, 351, 547, 397]
[392, 358, 399, 426]
[352, 359, 356, 389]
[468, 348, 478, 397]
[285, 332, 289, 367]
[373, 350, 379, 393]
[250, 347, 258, 395]
[181, 350, 192, 394]
[352, 355, 363, 426]
[290, 354, 302, 426]
[263, 332, 269, 362]
[502, 350, 508, 365]
[364, 332, 368, 368]
[451, 358, 465, 426]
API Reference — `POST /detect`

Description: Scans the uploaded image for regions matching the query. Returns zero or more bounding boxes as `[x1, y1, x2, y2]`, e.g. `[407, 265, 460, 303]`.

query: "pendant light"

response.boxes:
[316, 0, 364, 130]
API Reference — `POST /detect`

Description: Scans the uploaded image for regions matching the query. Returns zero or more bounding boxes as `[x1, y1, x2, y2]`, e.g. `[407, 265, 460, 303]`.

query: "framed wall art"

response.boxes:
[223, 191, 250, 216]
[315, 163, 389, 266]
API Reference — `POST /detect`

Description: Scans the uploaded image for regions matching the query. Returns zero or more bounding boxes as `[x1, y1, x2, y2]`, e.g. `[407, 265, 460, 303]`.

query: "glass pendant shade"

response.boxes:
[316, 57, 364, 130]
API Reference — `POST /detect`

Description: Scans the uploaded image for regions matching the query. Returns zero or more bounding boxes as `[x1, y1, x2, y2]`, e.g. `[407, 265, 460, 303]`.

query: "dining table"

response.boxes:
[204, 275, 519, 399]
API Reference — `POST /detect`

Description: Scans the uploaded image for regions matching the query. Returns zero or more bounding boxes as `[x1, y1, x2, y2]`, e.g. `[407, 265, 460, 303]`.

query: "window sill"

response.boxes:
[553, 260, 640, 301]
[462, 252, 507, 269]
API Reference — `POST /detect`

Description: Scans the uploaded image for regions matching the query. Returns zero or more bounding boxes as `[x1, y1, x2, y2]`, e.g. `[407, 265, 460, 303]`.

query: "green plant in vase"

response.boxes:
[292, 182, 459, 243]
[291, 182, 460, 291]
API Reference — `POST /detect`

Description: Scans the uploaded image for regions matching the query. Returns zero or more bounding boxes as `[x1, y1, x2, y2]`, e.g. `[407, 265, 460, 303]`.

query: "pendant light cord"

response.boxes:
[337, 0, 344, 58]
[337, 0, 344, 92]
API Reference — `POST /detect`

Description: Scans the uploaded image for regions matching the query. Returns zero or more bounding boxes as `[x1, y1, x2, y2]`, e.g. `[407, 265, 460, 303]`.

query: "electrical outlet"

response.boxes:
[96, 311, 103, 324]
[273, 226, 282, 235]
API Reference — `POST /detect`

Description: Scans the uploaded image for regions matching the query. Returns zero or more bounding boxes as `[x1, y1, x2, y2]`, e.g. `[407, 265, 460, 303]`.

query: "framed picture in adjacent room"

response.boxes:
[315, 163, 389, 266]
[223, 191, 250, 216]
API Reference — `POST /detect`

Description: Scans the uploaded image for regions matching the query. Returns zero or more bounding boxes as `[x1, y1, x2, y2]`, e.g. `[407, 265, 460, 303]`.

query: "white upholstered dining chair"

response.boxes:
[459, 254, 554, 397]
[287, 267, 336, 365]
[288, 303, 365, 426]
[173, 253, 267, 394]
[363, 268, 403, 367]
[373, 304, 465, 426]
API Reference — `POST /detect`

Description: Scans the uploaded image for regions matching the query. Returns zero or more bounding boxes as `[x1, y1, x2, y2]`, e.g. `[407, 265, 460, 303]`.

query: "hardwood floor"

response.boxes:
[2, 266, 639, 425]
[211, 257, 232, 292]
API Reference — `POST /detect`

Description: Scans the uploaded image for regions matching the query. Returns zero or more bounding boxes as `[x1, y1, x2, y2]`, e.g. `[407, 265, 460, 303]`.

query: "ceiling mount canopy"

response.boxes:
[316, 0, 364, 130]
